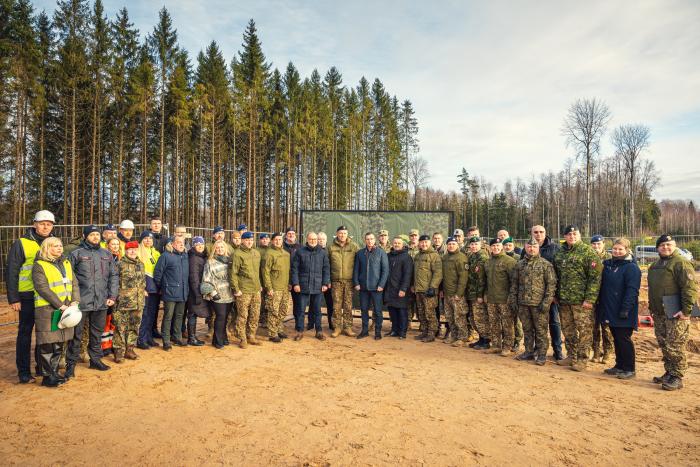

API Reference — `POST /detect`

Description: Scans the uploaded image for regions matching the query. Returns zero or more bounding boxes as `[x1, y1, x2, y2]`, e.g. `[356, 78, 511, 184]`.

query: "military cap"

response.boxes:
[125, 241, 139, 250]
[489, 238, 502, 246]
[468, 236, 481, 244]
[656, 234, 674, 247]
[453, 229, 464, 236]
[213, 226, 225, 234]
[285, 227, 295, 233]
[241, 231, 254, 239]
[526, 238, 539, 246]
[409, 229, 420, 236]
[591, 234, 604, 243]
[502, 236, 514, 244]
[562, 224, 579, 235]
[378, 229, 389, 236]
[418, 234, 430, 242]
[237, 224, 247, 231]
[103, 223, 117, 231]
[271, 232, 283, 240]
[259, 232, 269, 239]
[446, 236, 457, 244]
[336, 225, 348, 232]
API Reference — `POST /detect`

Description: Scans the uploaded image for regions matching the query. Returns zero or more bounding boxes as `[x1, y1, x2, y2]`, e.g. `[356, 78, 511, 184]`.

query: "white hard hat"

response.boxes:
[58, 305, 82, 329]
[33, 210, 56, 223]
[119, 219, 135, 230]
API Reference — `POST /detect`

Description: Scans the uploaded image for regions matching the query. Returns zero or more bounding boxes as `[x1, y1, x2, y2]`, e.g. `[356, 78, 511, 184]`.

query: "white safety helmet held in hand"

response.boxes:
[58, 305, 82, 329]
[119, 219, 135, 230]
[33, 210, 56, 224]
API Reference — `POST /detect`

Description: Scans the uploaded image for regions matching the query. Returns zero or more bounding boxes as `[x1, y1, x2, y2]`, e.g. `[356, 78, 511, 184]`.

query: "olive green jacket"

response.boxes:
[648, 249, 698, 316]
[328, 238, 359, 282]
[262, 246, 290, 292]
[413, 247, 442, 292]
[442, 251, 468, 297]
[230, 246, 261, 294]
[484, 252, 516, 304]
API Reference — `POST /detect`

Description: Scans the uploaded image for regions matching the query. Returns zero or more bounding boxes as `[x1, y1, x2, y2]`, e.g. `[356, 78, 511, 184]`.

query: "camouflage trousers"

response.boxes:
[416, 293, 438, 334]
[332, 280, 354, 330]
[469, 300, 489, 338]
[487, 303, 515, 350]
[444, 295, 468, 340]
[235, 293, 262, 342]
[592, 310, 614, 357]
[259, 294, 269, 327]
[559, 304, 593, 363]
[112, 308, 142, 356]
[266, 290, 290, 337]
[652, 310, 690, 378]
[519, 305, 550, 358]
[514, 315, 523, 346]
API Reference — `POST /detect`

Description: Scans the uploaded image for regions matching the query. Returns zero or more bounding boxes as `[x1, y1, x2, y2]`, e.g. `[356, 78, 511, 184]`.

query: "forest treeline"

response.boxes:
[1, 0, 697, 238]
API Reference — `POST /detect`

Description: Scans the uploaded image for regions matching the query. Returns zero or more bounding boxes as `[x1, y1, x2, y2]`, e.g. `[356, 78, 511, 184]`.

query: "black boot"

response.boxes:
[38, 344, 63, 388]
[187, 322, 204, 346]
[662, 375, 683, 391]
[357, 328, 369, 339]
[470, 337, 484, 349]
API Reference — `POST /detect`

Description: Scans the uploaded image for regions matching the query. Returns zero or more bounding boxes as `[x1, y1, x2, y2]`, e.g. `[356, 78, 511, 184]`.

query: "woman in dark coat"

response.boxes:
[186, 237, 209, 346]
[598, 237, 642, 379]
[32, 237, 81, 387]
[384, 237, 414, 339]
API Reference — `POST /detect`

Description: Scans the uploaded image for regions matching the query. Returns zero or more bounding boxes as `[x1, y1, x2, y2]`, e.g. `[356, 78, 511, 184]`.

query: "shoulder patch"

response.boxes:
[591, 261, 597, 268]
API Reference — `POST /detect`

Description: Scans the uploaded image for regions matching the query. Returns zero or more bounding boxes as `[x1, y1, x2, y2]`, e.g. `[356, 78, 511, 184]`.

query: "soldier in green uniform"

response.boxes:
[412, 235, 442, 342]
[502, 236, 523, 351]
[466, 236, 489, 349]
[407, 229, 420, 331]
[510, 238, 556, 365]
[230, 231, 263, 348]
[328, 226, 359, 337]
[452, 229, 465, 251]
[554, 225, 603, 372]
[648, 234, 698, 390]
[441, 237, 469, 346]
[484, 238, 517, 356]
[113, 241, 146, 363]
[262, 233, 291, 343]
[590, 234, 614, 363]
[378, 229, 392, 253]
[257, 233, 271, 329]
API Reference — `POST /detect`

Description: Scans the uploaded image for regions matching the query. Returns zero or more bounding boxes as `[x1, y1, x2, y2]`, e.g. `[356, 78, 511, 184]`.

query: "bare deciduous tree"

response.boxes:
[611, 123, 650, 235]
[407, 155, 429, 209]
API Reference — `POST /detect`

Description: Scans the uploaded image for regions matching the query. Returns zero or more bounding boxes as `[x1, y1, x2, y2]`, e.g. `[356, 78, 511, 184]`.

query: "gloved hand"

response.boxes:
[425, 287, 435, 298]
[618, 310, 628, 319]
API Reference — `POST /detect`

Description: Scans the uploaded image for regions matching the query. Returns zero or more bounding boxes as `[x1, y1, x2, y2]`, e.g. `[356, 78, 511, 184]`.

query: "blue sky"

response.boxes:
[35, 0, 700, 203]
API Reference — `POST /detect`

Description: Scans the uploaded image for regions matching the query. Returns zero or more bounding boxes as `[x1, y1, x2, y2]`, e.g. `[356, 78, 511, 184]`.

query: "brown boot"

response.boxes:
[124, 346, 138, 360]
[331, 328, 341, 338]
[113, 352, 124, 364]
[248, 336, 262, 346]
[239, 339, 248, 349]
[342, 328, 356, 337]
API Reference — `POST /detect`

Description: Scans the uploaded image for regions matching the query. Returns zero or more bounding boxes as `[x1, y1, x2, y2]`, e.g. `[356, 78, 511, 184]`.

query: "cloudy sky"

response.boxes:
[36, 0, 700, 203]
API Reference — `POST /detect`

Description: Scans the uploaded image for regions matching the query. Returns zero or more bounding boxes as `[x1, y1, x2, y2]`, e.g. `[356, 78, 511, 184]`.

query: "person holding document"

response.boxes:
[647, 234, 698, 391]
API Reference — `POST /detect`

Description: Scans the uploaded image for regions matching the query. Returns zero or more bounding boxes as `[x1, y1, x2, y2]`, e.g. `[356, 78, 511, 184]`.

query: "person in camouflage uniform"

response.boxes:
[262, 233, 291, 343]
[231, 232, 263, 348]
[257, 233, 271, 329]
[554, 225, 603, 372]
[466, 236, 489, 349]
[501, 237, 523, 352]
[413, 235, 442, 342]
[441, 237, 469, 346]
[590, 234, 614, 364]
[484, 238, 517, 356]
[113, 242, 146, 363]
[647, 234, 699, 390]
[328, 226, 359, 337]
[509, 238, 557, 365]
[378, 230, 392, 253]
[406, 230, 420, 331]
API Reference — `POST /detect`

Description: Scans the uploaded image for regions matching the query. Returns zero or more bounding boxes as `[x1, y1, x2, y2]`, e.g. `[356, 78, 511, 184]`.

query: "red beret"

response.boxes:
[125, 241, 139, 250]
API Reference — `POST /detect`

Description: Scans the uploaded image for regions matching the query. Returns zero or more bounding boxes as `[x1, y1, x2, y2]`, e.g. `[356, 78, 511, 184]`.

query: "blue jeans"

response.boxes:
[297, 293, 322, 332]
[549, 303, 563, 357]
[138, 293, 160, 345]
[359, 290, 383, 334]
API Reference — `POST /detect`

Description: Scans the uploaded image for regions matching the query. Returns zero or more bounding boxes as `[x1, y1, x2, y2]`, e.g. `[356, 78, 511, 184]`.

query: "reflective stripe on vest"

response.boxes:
[18, 238, 41, 292]
[142, 247, 159, 278]
[34, 260, 73, 308]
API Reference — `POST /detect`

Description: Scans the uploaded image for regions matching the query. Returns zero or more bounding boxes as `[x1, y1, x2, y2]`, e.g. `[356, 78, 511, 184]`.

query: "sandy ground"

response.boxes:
[0, 303, 699, 466]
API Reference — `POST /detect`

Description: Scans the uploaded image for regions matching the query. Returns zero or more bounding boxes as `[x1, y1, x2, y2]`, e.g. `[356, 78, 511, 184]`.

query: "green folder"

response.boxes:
[50, 309, 62, 331]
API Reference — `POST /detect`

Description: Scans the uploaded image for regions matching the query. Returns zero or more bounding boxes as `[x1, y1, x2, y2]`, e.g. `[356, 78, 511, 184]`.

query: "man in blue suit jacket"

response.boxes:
[353, 232, 389, 340]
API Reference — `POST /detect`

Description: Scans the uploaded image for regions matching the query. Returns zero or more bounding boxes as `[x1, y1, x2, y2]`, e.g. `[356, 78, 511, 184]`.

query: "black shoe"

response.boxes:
[398, 335, 406, 340]
[604, 367, 623, 376]
[163, 344, 172, 351]
[652, 372, 670, 384]
[329, 324, 336, 332]
[535, 356, 546, 366]
[515, 352, 535, 361]
[188, 337, 204, 347]
[374, 334, 382, 340]
[269, 336, 282, 343]
[148, 340, 160, 347]
[278, 332, 288, 339]
[414, 333, 427, 341]
[137, 342, 151, 350]
[152, 330, 163, 339]
[662, 375, 683, 391]
[64, 362, 75, 379]
[617, 371, 636, 380]
[306, 322, 314, 331]
[18, 373, 36, 384]
[213, 343, 224, 349]
[41, 375, 61, 388]
[89, 360, 110, 371]
[357, 330, 369, 339]
[386, 331, 398, 337]
[423, 335, 435, 343]
[172, 339, 187, 347]
[468, 338, 483, 348]
[553, 351, 565, 361]
[223, 338, 230, 346]
[477, 342, 491, 350]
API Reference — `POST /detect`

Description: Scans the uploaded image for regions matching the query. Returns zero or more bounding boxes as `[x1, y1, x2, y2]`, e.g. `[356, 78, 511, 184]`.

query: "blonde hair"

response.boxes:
[138, 241, 156, 265]
[39, 237, 63, 261]
[209, 240, 230, 259]
[613, 237, 631, 253]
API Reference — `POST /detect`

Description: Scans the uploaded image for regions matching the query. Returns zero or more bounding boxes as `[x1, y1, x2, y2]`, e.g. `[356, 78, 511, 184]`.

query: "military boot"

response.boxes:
[331, 327, 342, 338]
[601, 352, 612, 365]
[451, 340, 465, 348]
[662, 376, 683, 391]
[124, 346, 138, 360]
[343, 328, 356, 337]
[113, 352, 124, 364]
[570, 361, 587, 372]
[515, 352, 535, 361]
[239, 339, 249, 349]
[423, 334, 435, 343]
[248, 336, 262, 345]
[414, 331, 427, 341]
[652, 372, 671, 384]
[444, 335, 458, 345]
[556, 356, 573, 366]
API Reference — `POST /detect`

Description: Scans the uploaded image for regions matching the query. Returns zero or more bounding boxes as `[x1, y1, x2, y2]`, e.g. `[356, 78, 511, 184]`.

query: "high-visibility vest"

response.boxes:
[18, 238, 41, 293]
[142, 247, 160, 278]
[34, 259, 74, 308]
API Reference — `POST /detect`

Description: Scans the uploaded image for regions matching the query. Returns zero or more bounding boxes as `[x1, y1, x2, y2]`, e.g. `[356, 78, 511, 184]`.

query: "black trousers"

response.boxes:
[388, 306, 408, 336]
[68, 309, 107, 364]
[16, 296, 38, 377]
[212, 302, 231, 345]
[323, 288, 334, 326]
[610, 326, 635, 372]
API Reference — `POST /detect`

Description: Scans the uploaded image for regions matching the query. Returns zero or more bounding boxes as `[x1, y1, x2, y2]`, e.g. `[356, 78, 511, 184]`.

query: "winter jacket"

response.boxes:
[384, 247, 414, 308]
[352, 246, 389, 291]
[647, 249, 698, 317]
[538, 236, 559, 265]
[147, 230, 167, 253]
[203, 256, 234, 304]
[598, 255, 641, 329]
[328, 238, 359, 282]
[31, 253, 80, 345]
[484, 252, 516, 304]
[230, 246, 262, 294]
[6, 227, 50, 303]
[442, 250, 468, 297]
[291, 244, 330, 295]
[413, 247, 442, 293]
[154, 250, 189, 302]
[509, 253, 556, 308]
[554, 241, 603, 305]
[116, 255, 146, 312]
[262, 246, 291, 292]
[465, 250, 487, 300]
[187, 248, 210, 317]
[283, 241, 301, 261]
[68, 240, 119, 311]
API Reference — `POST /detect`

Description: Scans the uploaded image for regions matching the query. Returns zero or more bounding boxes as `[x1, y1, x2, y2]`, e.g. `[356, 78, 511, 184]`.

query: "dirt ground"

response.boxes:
[0, 300, 699, 466]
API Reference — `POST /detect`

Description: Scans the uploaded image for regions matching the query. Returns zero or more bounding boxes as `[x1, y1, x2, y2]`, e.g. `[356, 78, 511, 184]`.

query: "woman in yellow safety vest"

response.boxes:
[31, 237, 81, 388]
[136, 231, 161, 349]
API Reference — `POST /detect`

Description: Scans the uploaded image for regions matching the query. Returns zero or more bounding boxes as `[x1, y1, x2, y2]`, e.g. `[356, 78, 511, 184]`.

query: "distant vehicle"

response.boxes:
[635, 245, 659, 264]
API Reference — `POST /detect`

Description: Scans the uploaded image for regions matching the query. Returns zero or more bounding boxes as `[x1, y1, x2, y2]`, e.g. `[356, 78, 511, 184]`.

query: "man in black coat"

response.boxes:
[384, 237, 414, 339]
[291, 232, 330, 341]
[531, 225, 563, 360]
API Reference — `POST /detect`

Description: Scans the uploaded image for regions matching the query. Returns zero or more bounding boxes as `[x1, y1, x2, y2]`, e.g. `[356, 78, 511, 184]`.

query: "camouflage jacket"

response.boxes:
[554, 241, 603, 305]
[116, 255, 145, 311]
[442, 250, 468, 297]
[413, 247, 443, 292]
[408, 244, 419, 259]
[597, 250, 612, 261]
[648, 249, 698, 316]
[484, 252, 516, 304]
[465, 250, 488, 300]
[509, 254, 556, 307]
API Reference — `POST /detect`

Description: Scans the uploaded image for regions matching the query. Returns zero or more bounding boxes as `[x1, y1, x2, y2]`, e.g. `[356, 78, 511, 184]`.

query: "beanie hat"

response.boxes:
[104, 223, 117, 232]
[83, 225, 100, 237]
[139, 230, 154, 241]
[192, 236, 205, 245]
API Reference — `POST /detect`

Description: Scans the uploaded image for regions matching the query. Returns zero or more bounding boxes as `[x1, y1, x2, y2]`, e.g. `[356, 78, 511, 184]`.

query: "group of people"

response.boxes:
[6, 210, 697, 391]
